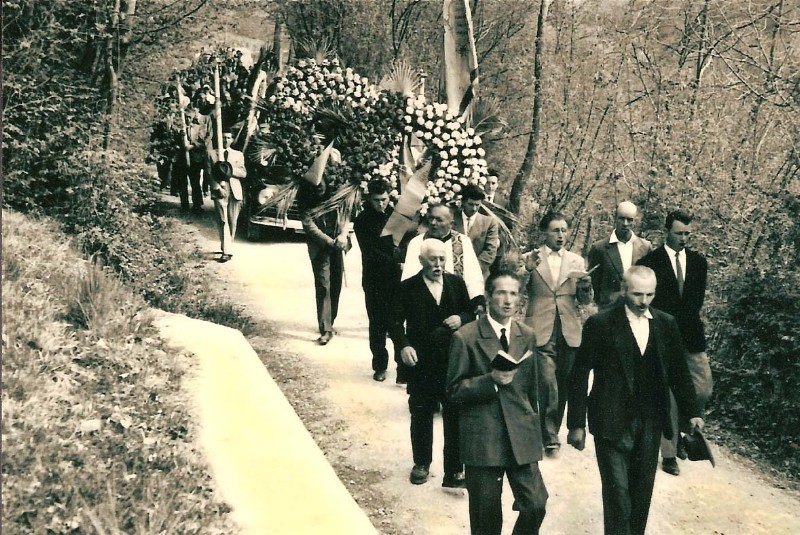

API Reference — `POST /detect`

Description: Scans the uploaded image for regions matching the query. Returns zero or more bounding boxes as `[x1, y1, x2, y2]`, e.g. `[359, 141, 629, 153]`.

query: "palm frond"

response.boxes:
[469, 97, 507, 142]
[306, 183, 362, 234]
[251, 182, 300, 224]
[294, 36, 338, 63]
[481, 200, 519, 249]
[379, 60, 422, 96]
[313, 103, 353, 145]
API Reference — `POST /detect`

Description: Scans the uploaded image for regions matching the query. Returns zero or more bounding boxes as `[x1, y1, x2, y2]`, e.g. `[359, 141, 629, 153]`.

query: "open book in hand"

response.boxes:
[490, 349, 534, 372]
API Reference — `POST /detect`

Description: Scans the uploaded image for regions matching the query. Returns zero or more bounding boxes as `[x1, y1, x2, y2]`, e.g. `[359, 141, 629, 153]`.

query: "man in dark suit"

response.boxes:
[300, 181, 351, 345]
[448, 270, 548, 535]
[354, 179, 408, 383]
[390, 239, 475, 487]
[588, 202, 653, 307]
[567, 266, 703, 535]
[453, 184, 501, 280]
[637, 210, 713, 476]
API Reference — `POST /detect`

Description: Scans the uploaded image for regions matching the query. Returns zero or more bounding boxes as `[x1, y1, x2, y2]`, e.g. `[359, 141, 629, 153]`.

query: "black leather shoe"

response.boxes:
[442, 472, 466, 489]
[409, 464, 429, 485]
[677, 438, 688, 460]
[317, 331, 333, 345]
[373, 370, 387, 382]
[661, 457, 680, 476]
[544, 444, 561, 459]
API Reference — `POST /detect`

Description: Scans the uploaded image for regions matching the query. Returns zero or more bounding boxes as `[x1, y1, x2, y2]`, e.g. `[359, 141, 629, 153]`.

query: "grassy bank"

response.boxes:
[1, 211, 236, 534]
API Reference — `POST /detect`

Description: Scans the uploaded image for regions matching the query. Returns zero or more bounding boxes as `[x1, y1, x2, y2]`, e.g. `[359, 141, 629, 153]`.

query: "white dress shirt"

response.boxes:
[609, 230, 636, 273]
[664, 244, 687, 280]
[423, 275, 443, 305]
[541, 245, 564, 285]
[625, 305, 653, 355]
[486, 313, 513, 342]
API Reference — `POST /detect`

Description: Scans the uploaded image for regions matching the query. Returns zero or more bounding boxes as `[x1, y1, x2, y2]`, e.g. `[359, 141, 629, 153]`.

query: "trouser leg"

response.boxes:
[157, 160, 171, 189]
[213, 198, 230, 254]
[507, 462, 548, 535]
[441, 399, 462, 477]
[537, 336, 559, 447]
[329, 248, 344, 327]
[662, 351, 714, 456]
[554, 338, 576, 442]
[408, 385, 436, 467]
[310, 250, 332, 334]
[629, 418, 660, 535]
[189, 162, 204, 208]
[364, 288, 390, 372]
[465, 465, 504, 535]
[176, 165, 190, 210]
[595, 437, 633, 535]
[228, 197, 242, 243]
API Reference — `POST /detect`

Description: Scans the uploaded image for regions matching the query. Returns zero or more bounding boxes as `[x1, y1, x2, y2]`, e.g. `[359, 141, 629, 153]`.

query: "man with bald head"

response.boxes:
[567, 266, 703, 535]
[390, 239, 475, 487]
[588, 202, 653, 307]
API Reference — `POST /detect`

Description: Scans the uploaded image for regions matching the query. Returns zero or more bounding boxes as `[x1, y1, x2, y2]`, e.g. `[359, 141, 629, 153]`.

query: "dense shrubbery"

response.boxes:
[1, 213, 236, 534]
[709, 267, 800, 477]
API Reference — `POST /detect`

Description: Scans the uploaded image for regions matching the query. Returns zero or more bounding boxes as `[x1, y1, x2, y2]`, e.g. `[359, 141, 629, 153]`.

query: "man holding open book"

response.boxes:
[447, 270, 548, 535]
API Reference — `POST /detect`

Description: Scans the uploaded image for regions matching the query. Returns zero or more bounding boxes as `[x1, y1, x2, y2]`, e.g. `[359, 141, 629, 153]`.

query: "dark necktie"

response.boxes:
[500, 328, 509, 352]
[676, 252, 684, 297]
[224, 149, 229, 161]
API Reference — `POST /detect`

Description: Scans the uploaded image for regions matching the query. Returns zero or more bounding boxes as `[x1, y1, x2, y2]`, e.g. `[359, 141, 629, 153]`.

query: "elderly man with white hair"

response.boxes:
[402, 203, 486, 315]
[390, 239, 476, 488]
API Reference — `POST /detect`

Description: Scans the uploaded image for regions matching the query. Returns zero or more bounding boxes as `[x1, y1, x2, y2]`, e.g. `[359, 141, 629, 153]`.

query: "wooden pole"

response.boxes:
[213, 58, 224, 160]
[175, 80, 191, 167]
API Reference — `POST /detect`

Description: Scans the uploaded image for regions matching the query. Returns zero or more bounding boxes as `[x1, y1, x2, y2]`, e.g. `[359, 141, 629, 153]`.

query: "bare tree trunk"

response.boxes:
[507, 0, 547, 215]
[103, 0, 121, 149]
[273, 18, 283, 70]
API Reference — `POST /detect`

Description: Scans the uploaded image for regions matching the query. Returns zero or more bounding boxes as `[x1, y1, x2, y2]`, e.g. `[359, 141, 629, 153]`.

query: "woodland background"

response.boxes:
[3, 0, 799, 527]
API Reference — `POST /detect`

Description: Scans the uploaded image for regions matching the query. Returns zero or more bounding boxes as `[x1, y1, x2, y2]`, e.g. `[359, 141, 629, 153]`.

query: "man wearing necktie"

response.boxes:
[207, 130, 246, 262]
[447, 270, 548, 535]
[567, 266, 703, 535]
[637, 210, 712, 476]
[519, 212, 593, 457]
[390, 239, 474, 488]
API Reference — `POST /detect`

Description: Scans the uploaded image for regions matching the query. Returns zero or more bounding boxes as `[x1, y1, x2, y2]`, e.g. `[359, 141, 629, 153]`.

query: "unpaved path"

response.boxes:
[182, 203, 799, 535]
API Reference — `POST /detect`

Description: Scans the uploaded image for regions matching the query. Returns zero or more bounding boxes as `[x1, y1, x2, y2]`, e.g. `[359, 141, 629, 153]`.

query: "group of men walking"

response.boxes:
[301, 176, 713, 535]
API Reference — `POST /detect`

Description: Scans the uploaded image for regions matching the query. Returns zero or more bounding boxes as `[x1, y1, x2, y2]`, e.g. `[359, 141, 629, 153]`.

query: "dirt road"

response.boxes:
[185, 207, 798, 535]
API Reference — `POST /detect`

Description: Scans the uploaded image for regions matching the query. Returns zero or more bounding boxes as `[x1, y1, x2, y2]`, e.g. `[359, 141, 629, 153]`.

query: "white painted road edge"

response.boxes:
[154, 310, 378, 535]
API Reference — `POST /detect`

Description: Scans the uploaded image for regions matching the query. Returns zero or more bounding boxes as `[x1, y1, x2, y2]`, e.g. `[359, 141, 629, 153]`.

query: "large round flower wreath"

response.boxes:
[250, 56, 502, 229]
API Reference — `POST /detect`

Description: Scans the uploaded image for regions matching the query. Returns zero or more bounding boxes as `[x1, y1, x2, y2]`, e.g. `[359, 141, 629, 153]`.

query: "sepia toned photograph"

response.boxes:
[2, 1, 799, 533]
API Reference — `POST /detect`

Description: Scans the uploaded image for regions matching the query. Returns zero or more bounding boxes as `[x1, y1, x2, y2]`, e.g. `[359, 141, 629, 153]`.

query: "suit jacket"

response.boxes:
[207, 148, 246, 201]
[454, 211, 500, 278]
[301, 210, 351, 262]
[588, 235, 653, 306]
[519, 248, 593, 347]
[353, 205, 401, 290]
[447, 316, 543, 466]
[389, 272, 474, 377]
[636, 246, 708, 352]
[567, 301, 700, 442]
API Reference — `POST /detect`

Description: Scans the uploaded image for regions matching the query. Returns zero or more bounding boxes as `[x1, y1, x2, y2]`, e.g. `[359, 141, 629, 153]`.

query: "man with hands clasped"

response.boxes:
[390, 239, 474, 488]
[566, 266, 703, 535]
[447, 270, 548, 535]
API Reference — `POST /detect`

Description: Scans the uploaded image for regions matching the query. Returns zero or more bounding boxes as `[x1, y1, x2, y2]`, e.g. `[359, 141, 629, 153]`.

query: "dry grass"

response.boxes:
[1, 210, 235, 534]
